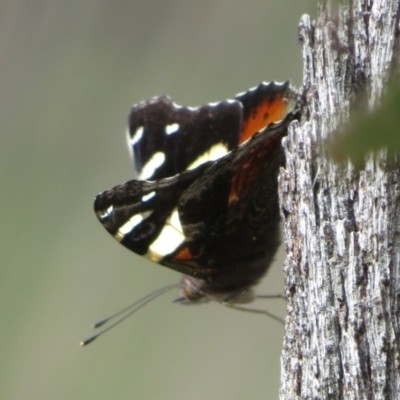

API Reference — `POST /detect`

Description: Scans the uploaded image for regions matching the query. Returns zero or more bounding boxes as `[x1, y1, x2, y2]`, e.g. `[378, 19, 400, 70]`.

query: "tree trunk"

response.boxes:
[279, 1, 400, 399]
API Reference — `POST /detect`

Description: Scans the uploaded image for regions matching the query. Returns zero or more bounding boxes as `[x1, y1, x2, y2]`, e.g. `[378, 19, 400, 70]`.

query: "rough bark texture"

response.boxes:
[279, 1, 400, 399]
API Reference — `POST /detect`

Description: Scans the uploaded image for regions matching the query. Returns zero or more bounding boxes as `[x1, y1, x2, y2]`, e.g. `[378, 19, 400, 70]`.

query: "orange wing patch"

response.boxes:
[173, 246, 193, 261]
[239, 96, 288, 144]
[229, 118, 288, 204]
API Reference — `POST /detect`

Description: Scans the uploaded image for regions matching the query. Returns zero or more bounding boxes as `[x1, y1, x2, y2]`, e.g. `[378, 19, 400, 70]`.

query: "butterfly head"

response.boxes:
[173, 275, 209, 304]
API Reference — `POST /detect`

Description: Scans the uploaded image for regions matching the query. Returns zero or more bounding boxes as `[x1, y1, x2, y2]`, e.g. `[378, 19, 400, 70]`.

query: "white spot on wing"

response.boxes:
[115, 215, 143, 241]
[142, 191, 156, 202]
[170, 209, 183, 233]
[126, 128, 134, 160]
[139, 151, 166, 179]
[165, 123, 179, 135]
[147, 209, 184, 260]
[149, 225, 184, 257]
[130, 126, 144, 146]
[187, 143, 229, 170]
[99, 205, 114, 219]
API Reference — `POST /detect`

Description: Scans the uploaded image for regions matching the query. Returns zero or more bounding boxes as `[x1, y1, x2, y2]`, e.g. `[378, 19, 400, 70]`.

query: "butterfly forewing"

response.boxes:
[127, 81, 291, 182]
[236, 81, 290, 143]
[128, 96, 242, 180]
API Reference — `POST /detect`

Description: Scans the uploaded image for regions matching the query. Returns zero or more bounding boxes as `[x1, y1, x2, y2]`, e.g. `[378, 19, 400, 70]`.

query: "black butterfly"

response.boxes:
[94, 81, 298, 305]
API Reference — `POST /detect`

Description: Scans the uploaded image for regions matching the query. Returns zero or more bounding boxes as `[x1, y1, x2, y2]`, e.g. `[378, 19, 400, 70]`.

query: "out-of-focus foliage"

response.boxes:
[330, 76, 400, 164]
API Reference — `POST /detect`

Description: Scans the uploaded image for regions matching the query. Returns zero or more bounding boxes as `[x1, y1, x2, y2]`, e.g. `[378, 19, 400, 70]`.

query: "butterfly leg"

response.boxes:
[257, 292, 286, 300]
[220, 302, 285, 325]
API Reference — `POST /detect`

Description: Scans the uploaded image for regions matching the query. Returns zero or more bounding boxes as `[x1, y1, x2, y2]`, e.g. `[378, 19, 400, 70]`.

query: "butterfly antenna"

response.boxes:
[80, 283, 178, 346]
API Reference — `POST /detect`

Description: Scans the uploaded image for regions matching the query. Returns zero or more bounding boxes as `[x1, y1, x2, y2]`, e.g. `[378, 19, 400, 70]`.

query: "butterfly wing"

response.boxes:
[127, 96, 242, 180]
[236, 81, 290, 143]
[94, 162, 210, 262]
[127, 81, 291, 181]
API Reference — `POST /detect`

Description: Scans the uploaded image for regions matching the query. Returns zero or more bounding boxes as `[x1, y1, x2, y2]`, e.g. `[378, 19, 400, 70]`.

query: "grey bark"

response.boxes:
[279, 1, 400, 399]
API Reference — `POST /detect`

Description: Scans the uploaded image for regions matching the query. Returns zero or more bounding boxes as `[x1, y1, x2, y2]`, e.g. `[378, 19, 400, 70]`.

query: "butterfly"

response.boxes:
[94, 81, 298, 306]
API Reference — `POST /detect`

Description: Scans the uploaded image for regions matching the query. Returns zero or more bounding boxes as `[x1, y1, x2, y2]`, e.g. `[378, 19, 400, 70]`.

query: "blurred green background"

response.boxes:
[0, 1, 315, 399]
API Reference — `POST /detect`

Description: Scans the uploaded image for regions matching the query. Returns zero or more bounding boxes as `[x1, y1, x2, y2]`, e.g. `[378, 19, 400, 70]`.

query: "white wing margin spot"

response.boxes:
[130, 126, 144, 145]
[98, 205, 114, 220]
